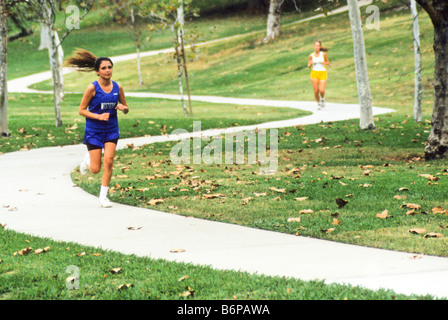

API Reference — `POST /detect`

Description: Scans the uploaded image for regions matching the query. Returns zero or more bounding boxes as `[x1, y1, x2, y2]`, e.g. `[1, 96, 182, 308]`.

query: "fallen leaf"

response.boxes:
[398, 187, 409, 191]
[418, 174, 439, 181]
[14, 247, 32, 256]
[424, 232, 444, 238]
[376, 210, 390, 219]
[299, 209, 314, 214]
[359, 184, 372, 188]
[393, 195, 407, 200]
[406, 209, 418, 216]
[335, 198, 348, 209]
[332, 218, 341, 225]
[110, 267, 122, 274]
[147, 198, 164, 205]
[409, 228, 426, 234]
[432, 206, 447, 214]
[242, 197, 253, 205]
[294, 197, 308, 201]
[181, 286, 195, 297]
[202, 193, 225, 199]
[117, 284, 134, 290]
[178, 275, 189, 282]
[34, 246, 50, 255]
[127, 226, 142, 231]
[269, 187, 286, 193]
[170, 249, 186, 253]
[322, 228, 335, 234]
[409, 253, 424, 260]
[287, 217, 301, 223]
[402, 203, 421, 210]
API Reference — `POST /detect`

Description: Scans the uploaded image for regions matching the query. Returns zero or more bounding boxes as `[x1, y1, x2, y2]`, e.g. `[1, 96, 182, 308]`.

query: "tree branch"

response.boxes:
[416, 0, 440, 26]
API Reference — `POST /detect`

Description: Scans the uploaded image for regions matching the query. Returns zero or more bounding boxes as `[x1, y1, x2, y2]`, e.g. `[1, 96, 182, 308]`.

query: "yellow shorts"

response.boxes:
[310, 70, 327, 81]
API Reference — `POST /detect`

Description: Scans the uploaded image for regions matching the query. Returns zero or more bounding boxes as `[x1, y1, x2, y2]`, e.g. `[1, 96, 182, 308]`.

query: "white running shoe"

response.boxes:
[99, 197, 113, 208]
[321, 99, 325, 108]
[317, 102, 321, 110]
[80, 153, 90, 176]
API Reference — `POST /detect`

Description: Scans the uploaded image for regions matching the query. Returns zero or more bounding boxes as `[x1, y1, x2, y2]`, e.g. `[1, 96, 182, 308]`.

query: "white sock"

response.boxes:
[99, 185, 109, 199]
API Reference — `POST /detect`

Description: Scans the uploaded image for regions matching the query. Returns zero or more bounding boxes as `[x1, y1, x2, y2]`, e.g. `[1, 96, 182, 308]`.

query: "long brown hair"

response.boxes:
[315, 41, 329, 52]
[64, 49, 113, 72]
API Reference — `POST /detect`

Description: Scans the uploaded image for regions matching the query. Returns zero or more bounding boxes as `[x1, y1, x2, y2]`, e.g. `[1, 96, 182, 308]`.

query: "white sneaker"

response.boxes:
[321, 99, 325, 108]
[317, 102, 321, 110]
[99, 197, 113, 208]
[80, 153, 90, 176]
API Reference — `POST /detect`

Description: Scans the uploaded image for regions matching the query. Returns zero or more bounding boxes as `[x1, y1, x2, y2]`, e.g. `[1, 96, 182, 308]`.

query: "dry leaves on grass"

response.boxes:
[117, 284, 134, 290]
[147, 198, 164, 206]
[424, 232, 444, 238]
[110, 267, 122, 274]
[376, 210, 390, 219]
[335, 198, 348, 209]
[202, 193, 226, 200]
[13, 247, 33, 256]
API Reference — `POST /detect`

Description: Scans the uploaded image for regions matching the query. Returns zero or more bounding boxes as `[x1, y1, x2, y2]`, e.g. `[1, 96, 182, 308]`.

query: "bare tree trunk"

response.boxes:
[0, 0, 9, 137]
[347, 0, 374, 130]
[263, 0, 283, 43]
[173, 26, 188, 117]
[42, 0, 64, 127]
[179, 27, 193, 116]
[174, 0, 189, 117]
[423, 7, 448, 159]
[130, 8, 143, 86]
[410, 0, 422, 123]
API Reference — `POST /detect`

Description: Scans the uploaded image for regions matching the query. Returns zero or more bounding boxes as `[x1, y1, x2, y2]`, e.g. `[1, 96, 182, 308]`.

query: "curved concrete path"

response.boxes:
[3, 2, 448, 299]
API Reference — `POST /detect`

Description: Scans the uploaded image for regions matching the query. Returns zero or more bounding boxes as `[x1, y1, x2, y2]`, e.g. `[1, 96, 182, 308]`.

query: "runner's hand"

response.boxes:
[97, 113, 110, 121]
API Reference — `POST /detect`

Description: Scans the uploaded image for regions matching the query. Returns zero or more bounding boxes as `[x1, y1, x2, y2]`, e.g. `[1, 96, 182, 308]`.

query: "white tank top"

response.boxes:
[311, 52, 326, 72]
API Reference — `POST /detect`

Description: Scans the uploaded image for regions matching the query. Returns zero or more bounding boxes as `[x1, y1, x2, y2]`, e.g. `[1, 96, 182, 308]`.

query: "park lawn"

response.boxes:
[64, 4, 448, 257]
[0, 93, 308, 154]
[2, 0, 446, 300]
[31, 4, 436, 118]
[0, 225, 431, 300]
[72, 113, 448, 258]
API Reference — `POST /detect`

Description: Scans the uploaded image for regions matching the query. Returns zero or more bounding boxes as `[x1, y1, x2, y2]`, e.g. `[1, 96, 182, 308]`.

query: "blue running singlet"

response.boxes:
[83, 81, 120, 148]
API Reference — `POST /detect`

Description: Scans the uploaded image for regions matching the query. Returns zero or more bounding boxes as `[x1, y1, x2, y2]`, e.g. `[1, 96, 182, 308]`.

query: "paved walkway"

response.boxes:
[3, 1, 448, 299]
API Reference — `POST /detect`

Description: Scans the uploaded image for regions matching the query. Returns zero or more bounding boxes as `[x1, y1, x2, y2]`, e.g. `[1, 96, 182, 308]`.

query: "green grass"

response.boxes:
[0, 93, 308, 154]
[2, 1, 446, 300]
[0, 226, 434, 300]
[73, 113, 448, 258]
[31, 4, 436, 118]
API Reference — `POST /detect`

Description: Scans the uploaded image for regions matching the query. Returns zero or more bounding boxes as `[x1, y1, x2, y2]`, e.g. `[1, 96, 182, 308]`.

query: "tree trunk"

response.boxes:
[130, 7, 143, 86]
[173, 26, 188, 117]
[424, 7, 448, 159]
[43, 0, 64, 127]
[347, 0, 375, 130]
[410, 0, 422, 123]
[0, 0, 9, 137]
[179, 27, 193, 116]
[263, 0, 283, 43]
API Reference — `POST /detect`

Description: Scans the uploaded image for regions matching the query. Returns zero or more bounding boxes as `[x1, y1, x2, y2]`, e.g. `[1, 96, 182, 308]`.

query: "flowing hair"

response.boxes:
[64, 49, 113, 72]
[315, 41, 329, 52]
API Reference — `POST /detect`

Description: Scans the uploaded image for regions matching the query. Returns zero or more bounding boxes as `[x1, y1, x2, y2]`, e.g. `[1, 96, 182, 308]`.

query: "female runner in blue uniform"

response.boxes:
[65, 50, 129, 207]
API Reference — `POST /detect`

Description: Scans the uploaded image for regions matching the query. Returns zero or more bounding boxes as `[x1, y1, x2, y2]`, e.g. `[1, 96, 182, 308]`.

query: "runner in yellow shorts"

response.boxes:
[308, 41, 330, 109]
